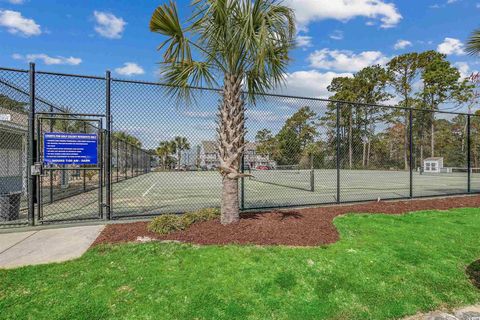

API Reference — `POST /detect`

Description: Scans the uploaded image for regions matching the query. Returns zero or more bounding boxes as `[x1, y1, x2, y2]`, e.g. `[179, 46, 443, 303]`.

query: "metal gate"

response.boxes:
[35, 112, 106, 223]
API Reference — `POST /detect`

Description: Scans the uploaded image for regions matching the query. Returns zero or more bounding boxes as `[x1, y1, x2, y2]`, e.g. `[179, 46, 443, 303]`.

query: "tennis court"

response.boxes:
[37, 168, 480, 221]
[2, 65, 480, 227]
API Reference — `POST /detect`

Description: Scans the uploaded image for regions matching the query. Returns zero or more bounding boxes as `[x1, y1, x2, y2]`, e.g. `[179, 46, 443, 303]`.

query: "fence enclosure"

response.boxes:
[0, 64, 478, 227]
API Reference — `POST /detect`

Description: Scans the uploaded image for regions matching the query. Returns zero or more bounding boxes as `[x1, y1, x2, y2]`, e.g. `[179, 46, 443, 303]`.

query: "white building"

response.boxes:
[198, 141, 274, 169]
[423, 157, 443, 173]
[199, 141, 219, 169]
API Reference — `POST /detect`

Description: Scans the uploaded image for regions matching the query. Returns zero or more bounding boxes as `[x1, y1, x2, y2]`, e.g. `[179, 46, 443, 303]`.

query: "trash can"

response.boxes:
[0, 192, 21, 221]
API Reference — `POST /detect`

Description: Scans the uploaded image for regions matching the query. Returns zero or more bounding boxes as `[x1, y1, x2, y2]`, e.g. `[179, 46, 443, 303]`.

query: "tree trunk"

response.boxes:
[177, 151, 182, 168]
[220, 177, 239, 224]
[367, 139, 371, 167]
[217, 74, 245, 225]
[420, 144, 424, 172]
[362, 142, 366, 167]
[431, 120, 435, 157]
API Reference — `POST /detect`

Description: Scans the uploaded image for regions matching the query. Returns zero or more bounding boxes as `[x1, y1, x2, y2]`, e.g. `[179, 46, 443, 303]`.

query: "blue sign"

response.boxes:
[43, 133, 98, 165]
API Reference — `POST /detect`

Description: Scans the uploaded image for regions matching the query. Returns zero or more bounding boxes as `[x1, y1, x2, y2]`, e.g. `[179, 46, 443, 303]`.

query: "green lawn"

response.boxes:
[1, 208, 480, 320]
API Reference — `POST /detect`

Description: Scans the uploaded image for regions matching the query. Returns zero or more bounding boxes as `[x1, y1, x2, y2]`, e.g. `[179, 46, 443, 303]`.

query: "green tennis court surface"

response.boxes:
[36, 169, 480, 222]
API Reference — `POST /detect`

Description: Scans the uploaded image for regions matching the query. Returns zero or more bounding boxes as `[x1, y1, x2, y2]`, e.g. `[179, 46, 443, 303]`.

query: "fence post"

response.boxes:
[467, 114, 471, 193]
[310, 153, 315, 192]
[131, 144, 134, 176]
[336, 103, 340, 204]
[409, 108, 413, 198]
[124, 141, 128, 179]
[83, 122, 87, 191]
[116, 140, 119, 182]
[98, 122, 104, 218]
[49, 105, 54, 204]
[27, 63, 36, 226]
[240, 155, 245, 210]
[105, 70, 112, 220]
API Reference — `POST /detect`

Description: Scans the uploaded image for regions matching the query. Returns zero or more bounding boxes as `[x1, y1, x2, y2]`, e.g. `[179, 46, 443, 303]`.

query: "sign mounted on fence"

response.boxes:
[0, 114, 11, 121]
[43, 133, 98, 165]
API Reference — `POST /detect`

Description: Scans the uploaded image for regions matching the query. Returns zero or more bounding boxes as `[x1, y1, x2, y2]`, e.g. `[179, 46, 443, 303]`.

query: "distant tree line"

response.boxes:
[256, 51, 479, 170]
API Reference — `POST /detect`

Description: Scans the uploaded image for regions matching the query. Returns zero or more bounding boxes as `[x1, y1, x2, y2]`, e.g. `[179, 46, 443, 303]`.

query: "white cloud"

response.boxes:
[246, 109, 287, 123]
[12, 53, 82, 65]
[329, 30, 344, 40]
[454, 62, 476, 79]
[8, 0, 25, 4]
[296, 35, 312, 47]
[278, 70, 352, 98]
[93, 11, 126, 39]
[286, 0, 402, 30]
[308, 48, 389, 72]
[394, 39, 412, 50]
[437, 37, 465, 55]
[115, 62, 145, 76]
[182, 111, 215, 119]
[0, 10, 41, 36]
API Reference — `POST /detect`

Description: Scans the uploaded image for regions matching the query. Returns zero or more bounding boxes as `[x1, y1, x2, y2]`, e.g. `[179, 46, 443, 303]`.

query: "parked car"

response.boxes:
[256, 165, 270, 170]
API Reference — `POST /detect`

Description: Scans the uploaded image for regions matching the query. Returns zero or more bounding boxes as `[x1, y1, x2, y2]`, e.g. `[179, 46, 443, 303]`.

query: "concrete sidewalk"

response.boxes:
[0, 225, 105, 269]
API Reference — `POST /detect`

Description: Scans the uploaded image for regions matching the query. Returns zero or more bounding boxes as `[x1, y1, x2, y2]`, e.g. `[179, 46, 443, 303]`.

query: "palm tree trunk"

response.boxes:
[221, 177, 239, 224]
[218, 74, 246, 225]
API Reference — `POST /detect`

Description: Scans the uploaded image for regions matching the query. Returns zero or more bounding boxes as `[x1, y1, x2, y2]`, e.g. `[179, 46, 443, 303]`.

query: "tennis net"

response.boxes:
[447, 167, 480, 174]
[248, 165, 314, 191]
[421, 167, 480, 175]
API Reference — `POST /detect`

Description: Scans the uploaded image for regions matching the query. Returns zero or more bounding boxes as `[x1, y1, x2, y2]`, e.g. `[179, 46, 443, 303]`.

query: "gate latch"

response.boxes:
[31, 162, 44, 176]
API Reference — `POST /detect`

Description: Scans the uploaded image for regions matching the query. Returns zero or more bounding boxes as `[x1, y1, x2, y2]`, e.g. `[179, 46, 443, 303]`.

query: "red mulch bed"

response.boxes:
[92, 195, 480, 247]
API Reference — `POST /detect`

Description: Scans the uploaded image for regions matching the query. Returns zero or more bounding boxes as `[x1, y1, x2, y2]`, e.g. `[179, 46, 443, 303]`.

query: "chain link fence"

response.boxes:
[0, 65, 479, 227]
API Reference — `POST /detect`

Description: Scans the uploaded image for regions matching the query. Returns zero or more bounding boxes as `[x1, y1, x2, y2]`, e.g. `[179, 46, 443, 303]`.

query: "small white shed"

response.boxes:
[423, 157, 443, 173]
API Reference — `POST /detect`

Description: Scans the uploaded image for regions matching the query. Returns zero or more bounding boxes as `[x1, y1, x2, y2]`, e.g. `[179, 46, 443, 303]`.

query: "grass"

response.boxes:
[1, 208, 480, 320]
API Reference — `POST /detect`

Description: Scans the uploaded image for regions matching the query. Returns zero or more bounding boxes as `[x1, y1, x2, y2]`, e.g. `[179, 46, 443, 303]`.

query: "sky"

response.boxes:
[1, 0, 479, 97]
[1, 0, 479, 148]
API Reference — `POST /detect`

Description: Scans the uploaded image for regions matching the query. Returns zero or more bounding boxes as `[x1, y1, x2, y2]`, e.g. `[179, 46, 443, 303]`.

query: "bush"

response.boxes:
[181, 208, 220, 225]
[148, 208, 220, 235]
[147, 214, 185, 235]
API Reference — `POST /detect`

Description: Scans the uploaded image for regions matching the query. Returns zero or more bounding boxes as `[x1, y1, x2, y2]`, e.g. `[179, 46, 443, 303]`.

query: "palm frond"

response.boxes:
[150, 1, 192, 63]
[466, 28, 480, 55]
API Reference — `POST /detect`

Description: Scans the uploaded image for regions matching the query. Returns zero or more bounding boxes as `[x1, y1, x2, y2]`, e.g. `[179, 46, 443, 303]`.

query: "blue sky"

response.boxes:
[1, 0, 478, 98]
[1, 0, 479, 147]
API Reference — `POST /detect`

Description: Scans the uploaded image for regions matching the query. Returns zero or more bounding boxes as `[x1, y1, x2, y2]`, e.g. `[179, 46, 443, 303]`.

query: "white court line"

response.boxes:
[142, 182, 158, 197]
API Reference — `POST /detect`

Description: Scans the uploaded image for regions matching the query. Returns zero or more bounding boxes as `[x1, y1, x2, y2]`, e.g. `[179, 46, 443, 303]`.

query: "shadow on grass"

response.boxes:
[466, 259, 480, 290]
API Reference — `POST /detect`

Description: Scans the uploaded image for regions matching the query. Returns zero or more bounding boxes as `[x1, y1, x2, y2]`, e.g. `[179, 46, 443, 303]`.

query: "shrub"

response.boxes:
[148, 208, 220, 235]
[147, 214, 185, 235]
[181, 208, 220, 225]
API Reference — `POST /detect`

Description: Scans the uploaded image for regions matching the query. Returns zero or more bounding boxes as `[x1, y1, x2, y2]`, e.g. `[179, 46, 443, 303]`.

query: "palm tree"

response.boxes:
[150, 0, 295, 224]
[467, 28, 480, 55]
[157, 141, 176, 170]
[112, 131, 142, 148]
[174, 136, 190, 168]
